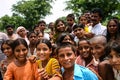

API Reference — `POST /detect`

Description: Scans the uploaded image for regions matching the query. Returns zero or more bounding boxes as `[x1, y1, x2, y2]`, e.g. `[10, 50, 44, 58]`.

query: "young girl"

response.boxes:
[0, 40, 14, 77]
[4, 38, 40, 80]
[36, 39, 62, 80]
[54, 19, 67, 42]
[27, 31, 37, 56]
[106, 40, 120, 80]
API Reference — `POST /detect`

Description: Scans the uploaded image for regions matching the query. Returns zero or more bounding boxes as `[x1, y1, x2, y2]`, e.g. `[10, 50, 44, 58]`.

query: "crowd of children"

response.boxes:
[0, 7, 120, 80]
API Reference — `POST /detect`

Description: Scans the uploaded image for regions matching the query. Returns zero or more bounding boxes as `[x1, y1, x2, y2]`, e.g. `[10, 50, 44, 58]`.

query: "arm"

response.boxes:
[4, 64, 13, 80]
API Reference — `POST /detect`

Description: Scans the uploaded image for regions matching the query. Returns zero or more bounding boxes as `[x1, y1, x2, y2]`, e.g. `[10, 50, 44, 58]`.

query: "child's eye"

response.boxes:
[37, 48, 40, 51]
[108, 55, 112, 59]
[43, 48, 48, 51]
[58, 54, 64, 58]
[67, 53, 72, 57]
[16, 49, 20, 52]
[22, 49, 27, 51]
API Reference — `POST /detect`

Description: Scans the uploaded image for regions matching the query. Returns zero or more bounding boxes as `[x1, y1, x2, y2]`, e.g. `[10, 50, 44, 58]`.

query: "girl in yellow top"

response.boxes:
[36, 39, 62, 80]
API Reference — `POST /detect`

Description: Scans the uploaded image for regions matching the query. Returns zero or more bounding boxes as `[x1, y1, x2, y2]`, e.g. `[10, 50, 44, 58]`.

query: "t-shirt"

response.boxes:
[4, 60, 40, 80]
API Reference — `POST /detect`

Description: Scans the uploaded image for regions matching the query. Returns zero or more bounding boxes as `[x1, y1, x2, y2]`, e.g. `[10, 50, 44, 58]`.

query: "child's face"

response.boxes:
[62, 35, 74, 45]
[58, 47, 76, 69]
[109, 50, 120, 70]
[34, 27, 40, 34]
[29, 33, 37, 44]
[36, 43, 51, 61]
[79, 16, 87, 25]
[56, 21, 66, 32]
[14, 44, 28, 63]
[78, 40, 91, 59]
[2, 44, 13, 57]
[67, 17, 74, 26]
[37, 33, 43, 40]
[39, 23, 46, 31]
[107, 20, 118, 34]
[74, 28, 84, 39]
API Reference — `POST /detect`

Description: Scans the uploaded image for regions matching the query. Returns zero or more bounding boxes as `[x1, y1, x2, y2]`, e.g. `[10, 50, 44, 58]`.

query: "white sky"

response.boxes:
[0, 0, 71, 24]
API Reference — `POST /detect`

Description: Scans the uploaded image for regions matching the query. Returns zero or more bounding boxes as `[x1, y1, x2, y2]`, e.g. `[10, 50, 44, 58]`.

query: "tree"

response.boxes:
[65, 0, 120, 21]
[12, 0, 54, 30]
[0, 14, 25, 31]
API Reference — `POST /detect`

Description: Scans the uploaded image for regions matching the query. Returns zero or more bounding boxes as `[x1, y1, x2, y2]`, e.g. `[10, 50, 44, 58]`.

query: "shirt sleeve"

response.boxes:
[4, 63, 13, 80]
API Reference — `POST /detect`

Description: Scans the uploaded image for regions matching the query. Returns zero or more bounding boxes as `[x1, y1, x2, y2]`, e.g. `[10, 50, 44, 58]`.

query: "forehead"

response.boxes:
[37, 43, 48, 48]
[15, 44, 27, 49]
[78, 40, 89, 46]
[110, 49, 120, 55]
[7, 27, 13, 29]
[67, 17, 74, 20]
[91, 40, 104, 45]
[91, 13, 99, 16]
[58, 47, 73, 53]
[74, 27, 83, 31]
[108, 20, 116, 24]
[2, 43, 10, 47]
[80, 16, 87, 19]
[30, 33, 36, 36]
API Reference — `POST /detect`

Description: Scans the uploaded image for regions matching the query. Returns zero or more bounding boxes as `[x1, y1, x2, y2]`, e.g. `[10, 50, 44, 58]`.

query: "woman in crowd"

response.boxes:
[106, 19, 120, 43]
[16, 26, 29, 45]
[54, 19, 67, 42]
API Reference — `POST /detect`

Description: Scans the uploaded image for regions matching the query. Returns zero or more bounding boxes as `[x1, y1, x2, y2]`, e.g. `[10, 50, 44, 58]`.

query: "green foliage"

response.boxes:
[12, 0, 53, 30]
[0, 14, 25, 30]
[65, 0, 120, 21]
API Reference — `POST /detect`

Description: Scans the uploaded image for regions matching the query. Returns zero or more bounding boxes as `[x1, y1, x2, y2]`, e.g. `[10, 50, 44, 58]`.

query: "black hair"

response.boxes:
[27, 31, 37, 39]
[78, 39, 90, 47]
[36, 39, 52, 49]
[73, 24, 84, 31]
[54, 19, 66, 32]
[105, 40, 120, 58]
[91, 8, 103, 18]
[56, 42, 76, 55]
[5, 25, 14, 29]
[106, 19, 120, 42]
[67, 13, 75, 20]
[12, 38, 28, 52]
[33, 24, 39, 30]
[56, 32, 75, 46]
[1, 40, 14, 52]
[38, 20, 46, 26]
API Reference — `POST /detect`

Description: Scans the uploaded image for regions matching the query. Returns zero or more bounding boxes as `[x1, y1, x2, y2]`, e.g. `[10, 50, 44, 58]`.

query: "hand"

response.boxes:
[28, 55, 37, 63]
[38, 68, 49, 79]
[84, 32, 94, 38]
